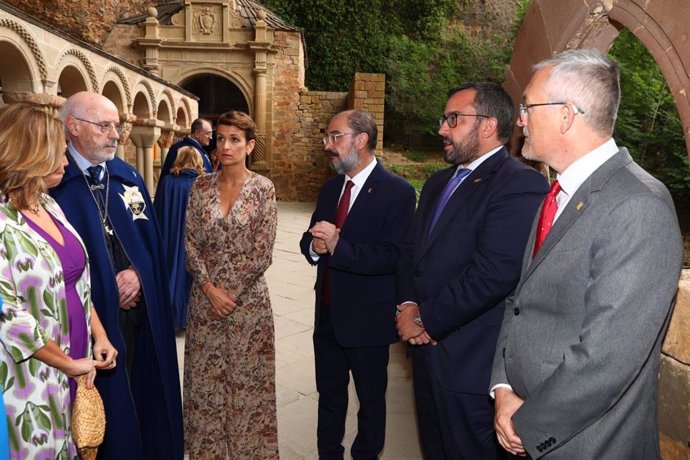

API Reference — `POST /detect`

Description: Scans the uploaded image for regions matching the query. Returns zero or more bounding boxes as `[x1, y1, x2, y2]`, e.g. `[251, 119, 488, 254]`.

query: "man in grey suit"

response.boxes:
[490, 49, 684, 459]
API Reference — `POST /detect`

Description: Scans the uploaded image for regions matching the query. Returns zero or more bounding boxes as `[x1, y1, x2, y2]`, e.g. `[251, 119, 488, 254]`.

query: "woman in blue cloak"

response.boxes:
[154, 146, 205, 329]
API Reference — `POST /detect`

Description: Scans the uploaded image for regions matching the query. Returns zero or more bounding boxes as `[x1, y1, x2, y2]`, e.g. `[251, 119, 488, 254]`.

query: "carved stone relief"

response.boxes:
[192, 5, 222, 40]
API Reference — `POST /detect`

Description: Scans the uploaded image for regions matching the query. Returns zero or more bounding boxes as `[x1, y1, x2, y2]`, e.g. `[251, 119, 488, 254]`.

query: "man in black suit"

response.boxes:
[157, 118, 213, 189]
[300, 109, 416, 460]
[396, 82, 548, 459]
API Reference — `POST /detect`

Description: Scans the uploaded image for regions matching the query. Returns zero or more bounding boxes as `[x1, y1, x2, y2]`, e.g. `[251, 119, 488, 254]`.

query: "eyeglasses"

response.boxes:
[73, 116, 125, 135]
[518, 102, 585, 118]
[438, 112, 488, 129]
[322, 132, 355, 146]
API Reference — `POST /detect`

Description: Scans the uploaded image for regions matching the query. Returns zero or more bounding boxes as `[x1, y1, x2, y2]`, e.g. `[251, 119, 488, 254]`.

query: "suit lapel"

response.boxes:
[419, 148, 509, 258]
[419, 167, 455, 238]
[518, 149, 633, 288]
[340, 161, 384, 231]
[325, 175, 346, 224]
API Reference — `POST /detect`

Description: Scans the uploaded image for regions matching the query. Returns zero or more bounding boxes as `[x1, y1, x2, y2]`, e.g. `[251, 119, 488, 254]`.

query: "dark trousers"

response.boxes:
[412, 346, 506, 460]
[314, 304, 390, 460]
[118, 305, 144, 377]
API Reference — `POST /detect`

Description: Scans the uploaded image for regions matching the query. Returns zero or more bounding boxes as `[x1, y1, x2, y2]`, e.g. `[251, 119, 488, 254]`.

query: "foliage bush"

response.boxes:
[609, 29, 690, 196]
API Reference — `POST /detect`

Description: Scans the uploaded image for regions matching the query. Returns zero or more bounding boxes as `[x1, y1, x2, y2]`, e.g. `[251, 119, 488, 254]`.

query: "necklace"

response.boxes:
[9, 196, 41, 216]
[26, 202, 41, 215]
[83, 166, 114, 236]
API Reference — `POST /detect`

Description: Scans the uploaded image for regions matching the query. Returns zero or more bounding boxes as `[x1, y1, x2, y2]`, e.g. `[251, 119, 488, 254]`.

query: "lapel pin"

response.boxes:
[576, 201, 584, 210]
[473, 178, 482, 183]
[368, 187, 373, 193]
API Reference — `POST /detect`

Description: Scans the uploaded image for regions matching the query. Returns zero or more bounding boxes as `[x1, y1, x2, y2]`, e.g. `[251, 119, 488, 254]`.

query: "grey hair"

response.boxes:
[59, 96, 87, 128]
[346, 110, 378, 152]
[535, 48, 620, 137]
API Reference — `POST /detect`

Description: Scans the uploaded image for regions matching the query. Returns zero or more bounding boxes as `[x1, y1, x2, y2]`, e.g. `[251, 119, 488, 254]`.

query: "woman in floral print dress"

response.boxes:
[0, 103, 117, 459]
[184, 111, 278, 459]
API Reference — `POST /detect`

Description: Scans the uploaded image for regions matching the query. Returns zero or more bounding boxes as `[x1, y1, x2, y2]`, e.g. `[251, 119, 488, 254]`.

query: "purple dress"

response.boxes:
[25, 213, 88, 403]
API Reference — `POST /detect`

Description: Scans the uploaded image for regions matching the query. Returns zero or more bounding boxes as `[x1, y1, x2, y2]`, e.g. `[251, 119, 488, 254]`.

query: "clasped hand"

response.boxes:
[63, 341, 117, 388]
[116, 267, 141, 310]
[309, 221, 340, 254]
[395, 303, 436, 345]
[205, 284, 237, 320]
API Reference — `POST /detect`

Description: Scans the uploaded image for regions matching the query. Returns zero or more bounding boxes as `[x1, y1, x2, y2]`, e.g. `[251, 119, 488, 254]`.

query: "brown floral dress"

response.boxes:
[183, 172, 279, 459]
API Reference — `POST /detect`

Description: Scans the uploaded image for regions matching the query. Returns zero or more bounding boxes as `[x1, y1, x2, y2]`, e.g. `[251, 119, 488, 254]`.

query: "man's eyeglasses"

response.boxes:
[438, 112, 488, 129]
[73, 116, 125, 135]
[518, 102, 585, 118]
[322, 132, 355, 146]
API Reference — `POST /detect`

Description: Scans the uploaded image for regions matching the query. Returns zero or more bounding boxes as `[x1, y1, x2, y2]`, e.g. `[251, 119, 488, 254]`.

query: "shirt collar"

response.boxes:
[346, 157, 377, 190]
[557, 138, 619, 197]
[67, 142, 106, 173]
[453, 145, 503, 176]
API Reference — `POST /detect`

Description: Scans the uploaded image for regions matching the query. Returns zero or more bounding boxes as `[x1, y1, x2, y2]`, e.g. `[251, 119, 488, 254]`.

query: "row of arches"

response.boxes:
[0, 17, 196, 130]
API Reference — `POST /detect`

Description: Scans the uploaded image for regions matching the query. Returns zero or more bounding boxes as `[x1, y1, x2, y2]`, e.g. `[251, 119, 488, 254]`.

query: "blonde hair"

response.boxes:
[0, 103, 65, 209]
[170, 146, 204, 175]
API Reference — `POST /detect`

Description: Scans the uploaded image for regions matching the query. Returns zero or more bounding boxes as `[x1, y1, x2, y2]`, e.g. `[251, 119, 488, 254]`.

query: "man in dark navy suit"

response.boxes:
[300, 109, 416, 460]
[396, 82, 548, 459]
[156, 118, 213, 189]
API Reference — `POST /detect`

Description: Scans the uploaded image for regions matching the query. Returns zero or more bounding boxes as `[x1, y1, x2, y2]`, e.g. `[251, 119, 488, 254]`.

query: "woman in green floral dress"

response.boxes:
[0, 103, 116, 459]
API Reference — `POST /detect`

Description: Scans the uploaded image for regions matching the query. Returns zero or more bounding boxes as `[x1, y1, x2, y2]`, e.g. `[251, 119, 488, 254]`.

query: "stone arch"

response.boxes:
[102, 67, 132, 108]
[177, 68, 252, 118]
[507, 0, 690, 160]
[0, 19, 47, 83]
[176, 106, 189, 129]
[57, 64, 89, 98]
[0, 35, 38, 96]
[57, 49, 98, 92]
[131, 80, 155, 119]
[101, 80, 127, 115]
[179, 97, 193, 127]
[157, 99, 172, 125]
[157, 89, 175, 124]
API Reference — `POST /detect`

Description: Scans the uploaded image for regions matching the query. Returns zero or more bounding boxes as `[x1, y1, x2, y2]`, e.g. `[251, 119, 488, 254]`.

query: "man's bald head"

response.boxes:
[61, 91, 121, 164]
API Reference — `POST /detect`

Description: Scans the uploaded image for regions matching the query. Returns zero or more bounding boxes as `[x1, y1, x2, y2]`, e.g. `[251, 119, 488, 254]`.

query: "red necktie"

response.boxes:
[321, 180, 354, 304]
[533, 179, 561, 257]
[335, 180, 354, 228]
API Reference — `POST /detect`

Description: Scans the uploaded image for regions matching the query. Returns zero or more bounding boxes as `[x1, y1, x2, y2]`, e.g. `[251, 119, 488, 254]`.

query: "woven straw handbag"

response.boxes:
[72, 375, 106, 460]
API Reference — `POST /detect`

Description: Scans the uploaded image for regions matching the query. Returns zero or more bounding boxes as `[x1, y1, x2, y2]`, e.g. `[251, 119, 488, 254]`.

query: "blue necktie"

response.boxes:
[427, 168, 472, 235]
[87, 165, 103, 184]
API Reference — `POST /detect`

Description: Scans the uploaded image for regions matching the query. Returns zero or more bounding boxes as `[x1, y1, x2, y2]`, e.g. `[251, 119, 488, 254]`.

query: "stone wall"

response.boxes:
[270, 72, 386, 202]
[271, 90, 348, 201]
[103, 24, 145, 67]
[349, 72, 385, 153]
[660, 273, 690, 459]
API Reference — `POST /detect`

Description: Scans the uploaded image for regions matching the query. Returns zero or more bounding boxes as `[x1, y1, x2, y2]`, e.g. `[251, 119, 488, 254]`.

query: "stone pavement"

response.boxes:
[176, 201, 423, 459]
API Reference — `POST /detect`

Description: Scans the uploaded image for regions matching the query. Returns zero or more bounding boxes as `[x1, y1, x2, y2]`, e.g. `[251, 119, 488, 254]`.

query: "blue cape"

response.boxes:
[157, 138, 212, 194]
[51, 155, 183, 460]
[153, 169, 198, 328]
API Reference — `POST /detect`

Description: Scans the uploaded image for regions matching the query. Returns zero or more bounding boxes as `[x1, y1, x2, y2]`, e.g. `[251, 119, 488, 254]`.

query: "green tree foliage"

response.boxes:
[261, 0, 516, 147]
[386, 23, 510, 144]
[261, 0, 392, 91]
[609, 29, 690, 195]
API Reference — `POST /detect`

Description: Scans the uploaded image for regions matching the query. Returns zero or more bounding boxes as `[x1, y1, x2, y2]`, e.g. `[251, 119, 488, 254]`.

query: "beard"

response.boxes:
[329, 144, 361, 175]
[444, 125, 480, 166]
[94, 142, 118, 162]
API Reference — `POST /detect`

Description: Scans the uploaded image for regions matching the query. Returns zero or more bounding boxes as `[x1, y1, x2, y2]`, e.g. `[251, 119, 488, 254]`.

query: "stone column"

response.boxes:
[158, 125, 176, 165]
[129, 121, 163, 195]
[139, 7, 162, 75]
[248, 9, 271, 173]
[117, 114, 135, 160]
